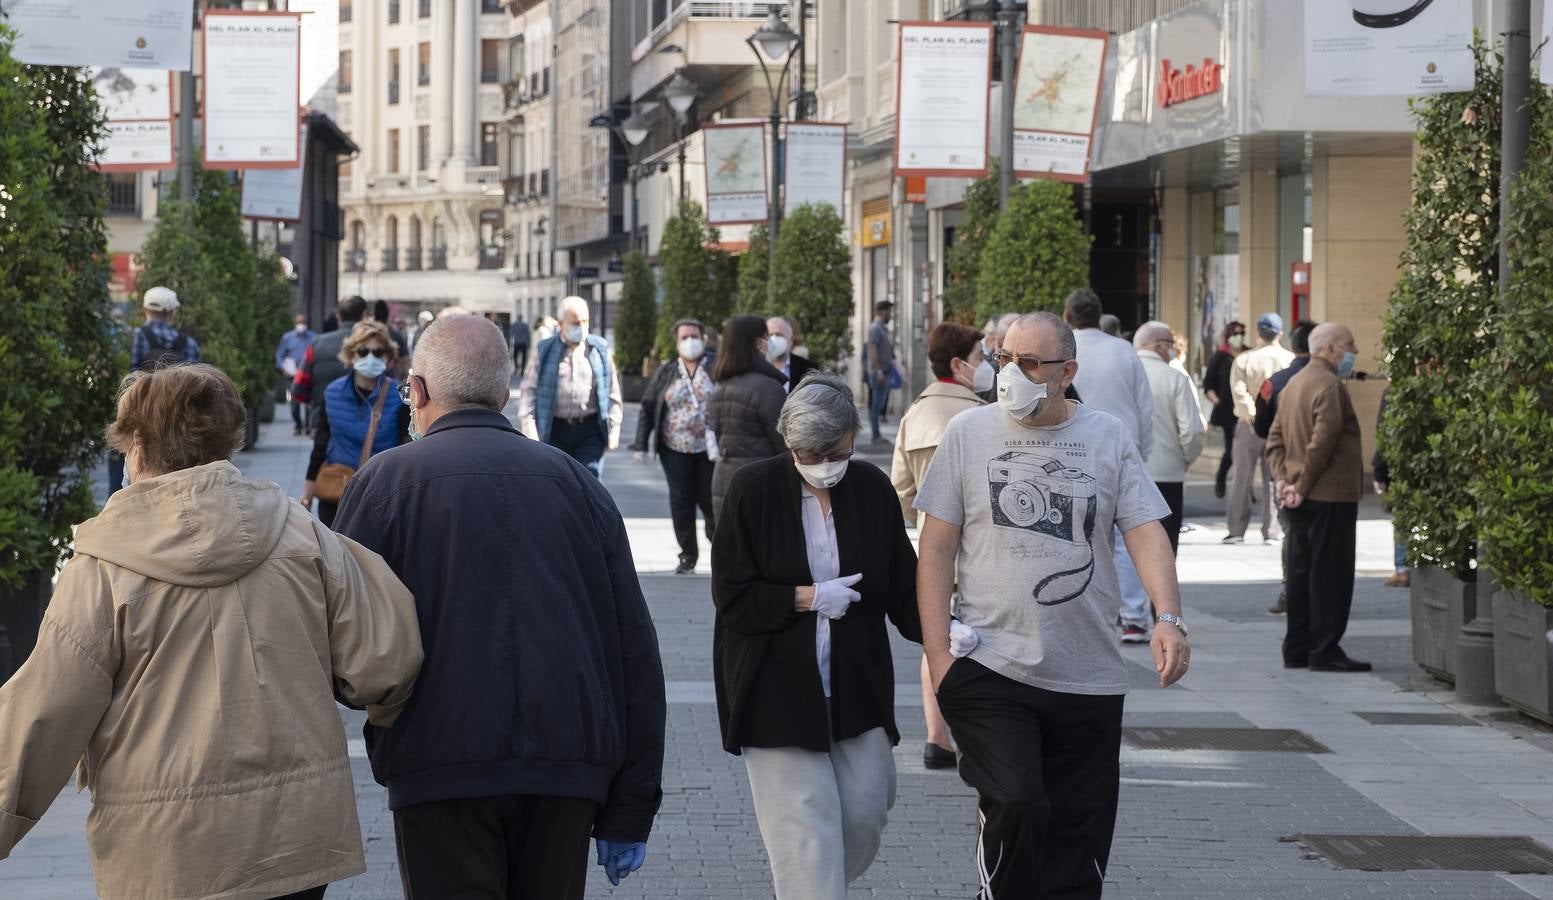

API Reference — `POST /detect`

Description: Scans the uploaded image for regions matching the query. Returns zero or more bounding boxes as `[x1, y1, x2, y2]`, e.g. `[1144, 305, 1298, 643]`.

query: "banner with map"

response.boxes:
[703, 122, 768, 225]
[1011, 25, 1109, 182]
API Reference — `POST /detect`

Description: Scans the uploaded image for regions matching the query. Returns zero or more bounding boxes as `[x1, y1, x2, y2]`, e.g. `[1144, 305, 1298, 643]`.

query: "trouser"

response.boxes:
[108, 451, 125, 496]
[317, 500, 338, 528]
[1394, 524, 1409, 572]
[289, 399, 311, 432]
[1283, 499, 1359, 665]
[1157, 481, 1184, 556]
[394, 794, 595, 900]
[513, 344, 529, 375]
[1115, 528, 1149, 628]
[936, 659, 1124, 900]
[659, 445, 715, 564]
[868, 376, 889, 438]
[271, 888, 326, 900]
[550, 415, 606, 479]
[1215, 422, 1236, 488]
[1227, 420, 1278, 540]
[743, 727, 896, 900]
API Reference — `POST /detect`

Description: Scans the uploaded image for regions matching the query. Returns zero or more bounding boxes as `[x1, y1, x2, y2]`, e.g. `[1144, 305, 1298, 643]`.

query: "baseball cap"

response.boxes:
[1256, 312, 1284, 336]
[142, 286, 180, 312]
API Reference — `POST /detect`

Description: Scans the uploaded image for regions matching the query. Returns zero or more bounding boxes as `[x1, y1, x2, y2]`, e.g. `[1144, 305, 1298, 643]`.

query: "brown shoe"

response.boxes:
[1383, 572, 1410, 588]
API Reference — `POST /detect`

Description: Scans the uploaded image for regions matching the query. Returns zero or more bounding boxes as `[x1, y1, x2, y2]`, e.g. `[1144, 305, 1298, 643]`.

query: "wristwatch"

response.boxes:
[1156, 613, 1188, 637]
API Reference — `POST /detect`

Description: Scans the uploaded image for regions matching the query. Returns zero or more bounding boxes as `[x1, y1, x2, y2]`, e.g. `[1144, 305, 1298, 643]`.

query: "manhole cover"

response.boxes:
[1354, 711, 1480, 727]
[1288, 834, 1553, 873]
[1122, 727, 1330, 753]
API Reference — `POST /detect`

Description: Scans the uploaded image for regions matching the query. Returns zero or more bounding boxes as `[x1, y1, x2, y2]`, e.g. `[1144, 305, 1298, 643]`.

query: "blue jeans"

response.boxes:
[1116, 526, 1150, 628]
[550, 415, 606, 479]
[1394, 527, 1408, 573]
[868, 375, 889, 439]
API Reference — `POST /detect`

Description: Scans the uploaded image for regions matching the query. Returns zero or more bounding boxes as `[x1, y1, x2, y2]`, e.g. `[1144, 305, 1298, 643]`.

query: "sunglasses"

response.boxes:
[993, 351, 1073, 375]
[355, 347, 388, 359]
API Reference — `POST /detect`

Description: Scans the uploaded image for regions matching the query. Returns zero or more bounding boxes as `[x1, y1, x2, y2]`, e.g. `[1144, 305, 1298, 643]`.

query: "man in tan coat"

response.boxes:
[1266, 323, 1369, 672]
[1226, 313, 1295, 543]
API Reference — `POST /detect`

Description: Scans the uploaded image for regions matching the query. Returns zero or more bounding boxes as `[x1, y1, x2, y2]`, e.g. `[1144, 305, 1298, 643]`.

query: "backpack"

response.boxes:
[136, 325, 190, 372]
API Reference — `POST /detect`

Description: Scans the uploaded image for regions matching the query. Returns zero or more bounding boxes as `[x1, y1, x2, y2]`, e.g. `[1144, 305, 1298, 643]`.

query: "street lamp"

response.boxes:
[746, 9, 800, 273]
[590, 106, 655, 254]
[662, 71, 701, 205]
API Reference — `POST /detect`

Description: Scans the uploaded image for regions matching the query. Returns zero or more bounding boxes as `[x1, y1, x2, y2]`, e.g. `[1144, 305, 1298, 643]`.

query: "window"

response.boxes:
[338, 50, 352, 94]
[417, 125, 430, 171]
[479, 210, 504, 269]
[418, 0, 431, 17]
[339, 0, 351, 23]
[105, 173, 138, 216]
[480, 122, 499, 167]
[480, 40, 501, 84]
[541, 66, 550, 96]
[387, 128, 401, 173]
[383, 215, 399, 270]
[387, 49, 400, 104]
[507, 37, 525, 86]
[481, 0, 502, 12]
[388, 0, 399, 24]
[418, 42, 431, 86]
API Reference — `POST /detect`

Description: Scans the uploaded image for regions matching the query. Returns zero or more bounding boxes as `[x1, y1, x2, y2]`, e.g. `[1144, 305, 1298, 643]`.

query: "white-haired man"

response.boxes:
[333, 315, 667, 896]
[519, 295, 623, 477]
[1134, 321, 1205, 555]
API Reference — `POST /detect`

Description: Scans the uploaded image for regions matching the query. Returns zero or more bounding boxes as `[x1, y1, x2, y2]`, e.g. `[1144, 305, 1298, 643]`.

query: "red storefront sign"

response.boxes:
[1157, 57, 1223, 107]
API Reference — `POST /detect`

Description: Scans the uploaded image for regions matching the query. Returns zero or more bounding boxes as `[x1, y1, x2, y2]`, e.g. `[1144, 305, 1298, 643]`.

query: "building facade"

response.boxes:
[503, 0, 568, 325]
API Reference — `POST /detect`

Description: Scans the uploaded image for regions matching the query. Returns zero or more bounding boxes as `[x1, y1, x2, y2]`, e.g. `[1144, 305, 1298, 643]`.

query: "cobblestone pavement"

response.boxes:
[6, 402, 1553, 898]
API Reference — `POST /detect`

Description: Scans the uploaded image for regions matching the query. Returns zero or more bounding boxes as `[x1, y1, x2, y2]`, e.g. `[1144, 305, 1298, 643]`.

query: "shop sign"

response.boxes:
[1157, 58, 1223, 107]
[860, 212, 891, 248]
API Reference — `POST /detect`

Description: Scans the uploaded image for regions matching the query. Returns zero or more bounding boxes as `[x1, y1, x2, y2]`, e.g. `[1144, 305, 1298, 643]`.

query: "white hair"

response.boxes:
[1308, 323, 1350, 356]
[560, 296, 591, 321]
[776, 372, 860, 454]
[1133, 320, 1173, 348]
[414, 315, 513, 410]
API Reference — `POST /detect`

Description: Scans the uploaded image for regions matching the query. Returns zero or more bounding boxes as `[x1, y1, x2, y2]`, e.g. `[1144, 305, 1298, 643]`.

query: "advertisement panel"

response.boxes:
[7, 0, 193, 70]
[1304, 0, 1473, 97]
[1011, 25, 1109, 182]
[1196, 254, 1240, 358]
[241, 124, 309, 221]
[703, 122, 768, 225]
[202, 10, 301, 169]
[783, 122, 846, 216]
[92, 67, 175, 171]
[894, 21, 993, 176]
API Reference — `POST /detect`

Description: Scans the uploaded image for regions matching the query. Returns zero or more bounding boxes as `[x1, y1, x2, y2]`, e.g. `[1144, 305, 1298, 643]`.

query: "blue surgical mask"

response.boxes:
[353, 355, 388, 379]
[565, 324, 586, 344]
[1337, 351, 1356, 378]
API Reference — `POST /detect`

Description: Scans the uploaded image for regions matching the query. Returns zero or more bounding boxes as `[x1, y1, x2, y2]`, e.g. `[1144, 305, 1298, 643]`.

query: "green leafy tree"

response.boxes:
[974, 179, 1090, 322]
[770, 204, 852, 369]
[613, 251, 657, 375]
[0, 36, 120, 591]
[1379, 43, 1505, 577]
[736, 224, 770, 316]
[657, 201, 731, 357]
[944, 170, 999, 325]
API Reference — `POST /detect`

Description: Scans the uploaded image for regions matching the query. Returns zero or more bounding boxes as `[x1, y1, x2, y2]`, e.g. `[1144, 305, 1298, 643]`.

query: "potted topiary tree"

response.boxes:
[974, 179, 1091, 321]
[613, 250, 658, 401]
[658, 200, 732, 358]
[943, 170, 999, 326]
[735, 224, 770, 316]
[769, 204, 853, 371]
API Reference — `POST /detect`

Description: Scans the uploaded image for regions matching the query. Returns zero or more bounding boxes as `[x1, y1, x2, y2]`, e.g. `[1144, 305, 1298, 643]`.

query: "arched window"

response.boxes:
[409, 215, 422, 248]
[431, 216, 446, 248]
[385, 215, 399, 249]
[350, 220, 366, 251]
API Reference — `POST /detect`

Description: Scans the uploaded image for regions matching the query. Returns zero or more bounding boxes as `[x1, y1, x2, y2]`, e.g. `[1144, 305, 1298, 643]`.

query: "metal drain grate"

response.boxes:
[1354, 711, 1480, 727]
[1287, 834, 1553, 874]
[1122, 727, 1330, 753]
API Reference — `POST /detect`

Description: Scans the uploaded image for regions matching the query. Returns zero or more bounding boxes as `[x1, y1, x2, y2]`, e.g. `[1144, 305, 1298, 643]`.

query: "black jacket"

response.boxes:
[631, 354, 715, 454]
[332, 409, 666, 841]
[710, 453, 922, 755]
[780, 353, 817, 392]
[1204, 349, 1238, 428]
[1253, 355, 1311, 439]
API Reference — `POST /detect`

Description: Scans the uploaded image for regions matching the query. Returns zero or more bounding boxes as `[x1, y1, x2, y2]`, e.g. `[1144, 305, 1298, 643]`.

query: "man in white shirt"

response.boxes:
[1134, 321, 1206, 554]
[518, 296, 623, 478]
[1225, 313, 1294, 543]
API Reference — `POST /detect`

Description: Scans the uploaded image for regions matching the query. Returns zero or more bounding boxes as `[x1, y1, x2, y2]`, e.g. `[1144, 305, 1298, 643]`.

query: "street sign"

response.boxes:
[608, 259, 624, 274]
[575, 266, 600, 278]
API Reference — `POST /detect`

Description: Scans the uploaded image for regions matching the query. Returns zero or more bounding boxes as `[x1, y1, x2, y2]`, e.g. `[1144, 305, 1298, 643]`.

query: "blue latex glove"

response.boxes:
[595, 838, 647, 886]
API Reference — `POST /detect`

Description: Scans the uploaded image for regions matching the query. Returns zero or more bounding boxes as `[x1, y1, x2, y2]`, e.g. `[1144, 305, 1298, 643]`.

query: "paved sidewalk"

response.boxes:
[7, 403, 1553, 898]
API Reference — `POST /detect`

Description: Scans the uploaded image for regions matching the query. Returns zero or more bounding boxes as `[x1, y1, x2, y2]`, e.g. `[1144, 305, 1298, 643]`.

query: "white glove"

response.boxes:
[949, 619, 980, 658]
[810, 573, 863, 620]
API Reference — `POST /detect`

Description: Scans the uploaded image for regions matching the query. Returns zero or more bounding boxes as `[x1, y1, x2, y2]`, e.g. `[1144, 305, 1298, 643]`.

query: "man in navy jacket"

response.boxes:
[334, 314, 666, 897]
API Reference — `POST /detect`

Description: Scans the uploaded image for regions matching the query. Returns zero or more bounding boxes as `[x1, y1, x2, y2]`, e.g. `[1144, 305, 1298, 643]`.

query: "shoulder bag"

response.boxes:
[315, 383, 389, 503]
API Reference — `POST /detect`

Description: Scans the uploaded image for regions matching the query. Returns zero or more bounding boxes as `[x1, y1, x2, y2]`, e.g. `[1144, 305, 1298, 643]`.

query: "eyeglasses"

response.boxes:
[795, 450, 854, 466]
[355, 347, 388, 359]
[398, 373, 428, 404]
[993, 351, 1073, 375]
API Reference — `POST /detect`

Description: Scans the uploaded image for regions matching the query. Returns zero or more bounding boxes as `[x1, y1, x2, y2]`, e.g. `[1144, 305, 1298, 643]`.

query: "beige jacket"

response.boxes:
[0, 462, 423, 900]
[1230, 341, 1295, 423]
[891, 381, 984, 524]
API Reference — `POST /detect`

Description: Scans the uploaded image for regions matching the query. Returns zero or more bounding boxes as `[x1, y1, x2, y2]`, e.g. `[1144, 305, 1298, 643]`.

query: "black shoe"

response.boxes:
[923, 742, 957, 770]
[1268, 592, 1287, 616]
[673, 558, 695, 575]
[1214, 480, 1226, 499]
[1284, 658, 1308, 669]
[1310, 657, 1373, 673]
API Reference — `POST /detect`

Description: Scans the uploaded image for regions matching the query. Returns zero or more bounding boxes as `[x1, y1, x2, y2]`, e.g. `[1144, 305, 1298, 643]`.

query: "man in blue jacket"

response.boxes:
[518, 295, 623, 478]
[334, 314, 666, 897]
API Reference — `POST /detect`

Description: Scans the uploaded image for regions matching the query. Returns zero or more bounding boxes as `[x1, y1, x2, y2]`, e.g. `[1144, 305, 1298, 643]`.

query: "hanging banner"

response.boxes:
[241, 123, 309, 221]
[703, 122, 768, 226]
[202, 10, 302, 169]
[1304, 0, 1473, 97]
[7, 0, 194, 70]
[92, 67, 175, 171]
[1011, 25, 1108, 182]
[783, 122, 846, 217]
[894, 21, 993, 177]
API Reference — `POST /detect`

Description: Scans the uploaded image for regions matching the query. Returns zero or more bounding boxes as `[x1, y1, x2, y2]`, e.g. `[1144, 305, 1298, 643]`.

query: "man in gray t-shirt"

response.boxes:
[915, 311, 1189, 900]
[865, 300, 894, 442]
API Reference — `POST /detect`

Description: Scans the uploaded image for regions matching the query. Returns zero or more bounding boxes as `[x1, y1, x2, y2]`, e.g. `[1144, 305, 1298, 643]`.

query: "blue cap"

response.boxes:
[1257, 312, 1284, 335]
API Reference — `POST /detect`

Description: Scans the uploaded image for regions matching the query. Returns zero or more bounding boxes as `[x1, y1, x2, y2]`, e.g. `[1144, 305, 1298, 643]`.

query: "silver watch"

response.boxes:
[1156, 613, 1188, 637]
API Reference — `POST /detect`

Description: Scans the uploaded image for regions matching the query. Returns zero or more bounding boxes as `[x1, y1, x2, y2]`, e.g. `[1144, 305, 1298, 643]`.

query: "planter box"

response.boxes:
[1410, 566, 1476, 683]
[619, 373, 648, 404]
[0, 570, 53, 685]
[1493, 588, 1553, 723]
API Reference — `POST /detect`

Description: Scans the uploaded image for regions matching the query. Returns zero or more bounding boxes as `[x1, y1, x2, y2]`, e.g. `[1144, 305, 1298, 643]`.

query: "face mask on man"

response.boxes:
[996, 362, 1049, 420]
[565, 324, 586, 344]
[965, 357, 996, 393]
[353, 354, 388, 379]
[295, 323, 307, 334]
[1337, 350, 1357, 378]
[795, 456, 849, 490]
[766, 335, 790, 361]
[678, 337, 705, 361]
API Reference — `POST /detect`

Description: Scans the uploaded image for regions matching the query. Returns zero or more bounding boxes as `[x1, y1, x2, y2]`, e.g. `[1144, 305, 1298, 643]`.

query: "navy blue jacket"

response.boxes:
[332, 408, 666, 842]
[1253, 355, 1311, 439]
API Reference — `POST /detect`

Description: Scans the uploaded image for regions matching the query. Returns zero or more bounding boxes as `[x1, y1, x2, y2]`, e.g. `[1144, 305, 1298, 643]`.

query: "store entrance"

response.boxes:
[1089, 191, 1152, 335]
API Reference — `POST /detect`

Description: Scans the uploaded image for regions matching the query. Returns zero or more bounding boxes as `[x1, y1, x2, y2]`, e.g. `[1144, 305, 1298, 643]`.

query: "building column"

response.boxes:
[453, 0, 477, 165]
[1237, 165, 1280, 327]
[1309, 154, 1410, 371]
[1159, 186, 1189, 343]
[433, 0, 455, 163]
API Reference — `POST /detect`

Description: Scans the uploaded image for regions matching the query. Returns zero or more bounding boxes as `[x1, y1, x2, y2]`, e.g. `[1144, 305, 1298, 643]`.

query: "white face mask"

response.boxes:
[678, 337, 705, 361]
[967, 357, 996, 393]
[996, 362, 1049, 420]
[353, 354, 388, 379]
[795, 456, 849, 490]
[766, 334, 790, 361]
[294, 323, 307, 334]
[565, 324, 587, 344]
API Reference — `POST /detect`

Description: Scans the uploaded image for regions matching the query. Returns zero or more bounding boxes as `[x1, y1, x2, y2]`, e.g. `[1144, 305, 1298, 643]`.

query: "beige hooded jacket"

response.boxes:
[0, 461, 423, 899]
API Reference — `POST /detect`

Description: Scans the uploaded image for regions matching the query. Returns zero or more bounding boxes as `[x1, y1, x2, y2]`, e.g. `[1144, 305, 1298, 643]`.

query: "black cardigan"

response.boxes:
[710, 453, 922, 755]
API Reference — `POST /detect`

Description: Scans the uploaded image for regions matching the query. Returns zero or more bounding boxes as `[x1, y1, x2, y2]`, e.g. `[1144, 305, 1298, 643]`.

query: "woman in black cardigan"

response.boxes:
[710, 372, 921, 900]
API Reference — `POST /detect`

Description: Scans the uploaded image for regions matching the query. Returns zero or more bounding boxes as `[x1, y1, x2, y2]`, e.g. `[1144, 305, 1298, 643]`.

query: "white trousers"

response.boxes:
[743, 727, 896, 900]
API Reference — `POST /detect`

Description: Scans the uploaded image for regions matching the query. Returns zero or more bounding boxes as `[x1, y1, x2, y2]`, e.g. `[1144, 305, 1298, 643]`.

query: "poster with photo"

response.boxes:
[8, 0, 193, 70]
[91, 67, 175, 171]
[783, 123, 846, 216]
[1305, 0, 1473, 97]
[894, 22, 993, 176]
[703, 123, 768, 225]
[1011, 26, 1108, 182]
[203, 11, 301, 169]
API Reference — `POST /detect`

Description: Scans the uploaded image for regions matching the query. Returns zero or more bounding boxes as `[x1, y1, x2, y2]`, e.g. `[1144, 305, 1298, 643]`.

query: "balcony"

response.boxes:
[631, 2, 812, 99]
[419, 0, 431, 17]
[382, 248, 399, 271]
[429, 247, 448, 270]
[404, 247, 423, 271]
[466, 166, 502, 187]
[340, 2, 352, 23]
[345, 251, 366, 273]
[478, 244, 504, 270]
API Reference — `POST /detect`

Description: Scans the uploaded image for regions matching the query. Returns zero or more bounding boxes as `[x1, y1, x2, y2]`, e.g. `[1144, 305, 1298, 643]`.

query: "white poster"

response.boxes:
[98, 120, 174, 170]
[703, 123, 768, 225]
[242, 124, 309, 221]
[203, 11, 301, 169]
[7, 0, 193, 70]
[90, 67, 175, 171]
[783, 122, 846, 216]
[1304, 0, 1473, 97]
[1197, 254, 1240, 356]
[894, 22, 993, 176]
[1011, 26, 1109, 182]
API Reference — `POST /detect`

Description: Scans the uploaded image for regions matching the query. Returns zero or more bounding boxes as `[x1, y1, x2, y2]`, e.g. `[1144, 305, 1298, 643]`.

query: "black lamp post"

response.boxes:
[662, 70, 701, 206]
[590, 107, 655, 254]
[746, 9, 800, 269]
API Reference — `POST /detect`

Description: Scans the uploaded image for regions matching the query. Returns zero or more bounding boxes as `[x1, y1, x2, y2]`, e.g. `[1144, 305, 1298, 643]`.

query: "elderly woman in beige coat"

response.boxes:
[0, 364, 423, 900]
[890, 322, 990, 771]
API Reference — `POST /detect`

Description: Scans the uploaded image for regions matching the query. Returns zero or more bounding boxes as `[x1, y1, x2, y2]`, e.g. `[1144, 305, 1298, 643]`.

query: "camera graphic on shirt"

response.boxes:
[987, 452, 1098, 545]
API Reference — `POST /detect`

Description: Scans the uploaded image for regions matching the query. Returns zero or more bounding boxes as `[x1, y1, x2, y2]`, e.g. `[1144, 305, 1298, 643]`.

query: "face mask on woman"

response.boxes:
[678, 337, 705, 361]
[354, 354, 388, 379]
[996, 362, 1048, 420]
[1228, 334, 1245, 350]
[795, 456, 849, 490]
[966, 357, 996, 393]
[766, 335, 790, 361]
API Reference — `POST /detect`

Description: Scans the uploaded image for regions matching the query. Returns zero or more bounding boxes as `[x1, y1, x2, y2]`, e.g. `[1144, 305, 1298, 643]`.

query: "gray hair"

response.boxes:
[413, 315, 513, 410]
[776, 372, 860, 454]
[1133, 320, 1173, 348]
[1010, 311, 1077, 360]
[1100, 314, 1122, 337]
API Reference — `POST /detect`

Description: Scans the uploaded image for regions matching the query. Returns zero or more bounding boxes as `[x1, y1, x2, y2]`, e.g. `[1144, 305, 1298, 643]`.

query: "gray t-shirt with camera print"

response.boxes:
[913, 401, 1169, 695]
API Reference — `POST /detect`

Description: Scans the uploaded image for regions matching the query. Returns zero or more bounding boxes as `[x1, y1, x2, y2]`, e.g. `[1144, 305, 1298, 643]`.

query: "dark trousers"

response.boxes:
[937, 659, 1124, 900]
[271, 888, 326, 900]
[867, 377, 889, 438]
[550, 415, 606, 479]
[290, 399, 311, 432]
[317, 500, 339, 528]
[1156, 481, 1184, 556]
[659, 445, 715, 563]
[394, 794, 595, 900]
[1283, 499, 1359, 665]
[1215, 422, 1235, 488]
[514, 344, 529, 375]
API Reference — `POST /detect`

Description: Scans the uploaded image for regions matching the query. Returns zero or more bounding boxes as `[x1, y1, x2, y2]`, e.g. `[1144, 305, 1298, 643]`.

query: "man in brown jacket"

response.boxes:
[1266, 323, 1370, 672]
